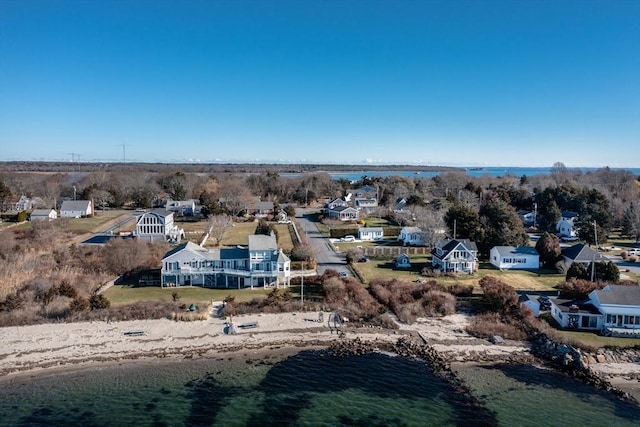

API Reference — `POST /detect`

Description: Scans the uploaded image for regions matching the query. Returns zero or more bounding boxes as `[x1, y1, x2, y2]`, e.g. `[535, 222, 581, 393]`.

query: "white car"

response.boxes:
[627, 249, 640, 256]
[341, 235, 356, 242]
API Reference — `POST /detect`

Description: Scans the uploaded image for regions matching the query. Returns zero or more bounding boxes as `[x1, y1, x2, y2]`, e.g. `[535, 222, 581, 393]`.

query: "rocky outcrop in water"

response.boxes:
[530, 333, 638, 404]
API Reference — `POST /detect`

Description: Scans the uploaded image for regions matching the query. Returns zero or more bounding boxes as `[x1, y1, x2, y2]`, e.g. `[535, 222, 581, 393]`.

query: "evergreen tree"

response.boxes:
[621, 203, 640, 241]
[566, 263, 588, 281]
[477, 198, 529, 253]
[444, 203, 481, 240]
[535, 232, 561, 269]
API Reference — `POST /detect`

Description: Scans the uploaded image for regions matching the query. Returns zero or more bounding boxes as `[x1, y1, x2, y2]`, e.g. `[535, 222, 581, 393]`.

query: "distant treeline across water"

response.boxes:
[0, 161, 637, 180]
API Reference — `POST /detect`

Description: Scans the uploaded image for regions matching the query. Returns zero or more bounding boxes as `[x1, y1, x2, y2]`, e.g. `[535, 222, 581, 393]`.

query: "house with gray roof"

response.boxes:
[490, 246, 539, 270]
[161, 234, 290, 288]
[561, 243, 608, 268]
[60, 200, 92, 218]
[549, 285, 640, 337]
[30, 209, 57, 221]
[432, 238, 478, 274]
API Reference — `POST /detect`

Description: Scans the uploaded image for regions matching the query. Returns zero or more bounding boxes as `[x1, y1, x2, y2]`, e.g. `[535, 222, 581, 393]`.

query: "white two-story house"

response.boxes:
[135, 209, 184, 243]
[431, 238, 478, 274]
[161, 234, 291, 289]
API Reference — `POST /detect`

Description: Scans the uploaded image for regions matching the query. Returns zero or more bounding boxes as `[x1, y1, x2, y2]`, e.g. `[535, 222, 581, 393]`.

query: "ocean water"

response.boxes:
[1, 349, 639, 426]
[281, 166, 640, 182]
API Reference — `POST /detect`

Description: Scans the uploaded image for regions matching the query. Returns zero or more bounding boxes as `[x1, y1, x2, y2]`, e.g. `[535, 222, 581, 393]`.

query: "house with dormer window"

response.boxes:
[432, 238, 478, 274]
[135, 209, 184, 243]
[161, 234, 290, 289]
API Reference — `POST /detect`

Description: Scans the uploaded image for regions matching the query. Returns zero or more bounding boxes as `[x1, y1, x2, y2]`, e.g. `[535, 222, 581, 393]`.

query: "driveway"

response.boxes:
[296, 209, 349, 275]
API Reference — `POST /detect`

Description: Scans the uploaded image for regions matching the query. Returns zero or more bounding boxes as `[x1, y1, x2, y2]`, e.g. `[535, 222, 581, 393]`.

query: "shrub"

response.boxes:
[69, 297, 89, 312]
[57, 280, 78, 299]
[1, 293, 25, 312]
[479, 276, 518, 314]
[172, 291, 181, 302]
[466, 312, 528, 340]
[557, 279, 607, 299]
[89, 294, 111, 310]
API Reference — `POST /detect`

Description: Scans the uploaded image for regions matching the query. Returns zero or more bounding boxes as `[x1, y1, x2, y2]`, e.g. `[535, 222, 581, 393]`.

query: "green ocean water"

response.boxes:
[0, 349, 638, 426]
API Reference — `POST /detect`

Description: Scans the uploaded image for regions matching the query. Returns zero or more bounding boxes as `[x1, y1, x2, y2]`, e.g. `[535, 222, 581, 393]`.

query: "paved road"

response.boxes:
[296, 208, 349, 275]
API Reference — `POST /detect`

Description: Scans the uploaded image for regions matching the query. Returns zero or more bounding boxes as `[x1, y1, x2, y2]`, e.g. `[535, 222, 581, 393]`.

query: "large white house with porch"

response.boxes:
[549, 285, 640, 337]
[161, 235, 291, 289]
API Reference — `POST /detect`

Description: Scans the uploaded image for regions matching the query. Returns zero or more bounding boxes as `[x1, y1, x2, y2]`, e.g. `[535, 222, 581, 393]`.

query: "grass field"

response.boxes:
[103, 284, 271, 306]
[554, 329, 640, 349]
[64, 211, 131, 233]
[356, 256, 566, 291]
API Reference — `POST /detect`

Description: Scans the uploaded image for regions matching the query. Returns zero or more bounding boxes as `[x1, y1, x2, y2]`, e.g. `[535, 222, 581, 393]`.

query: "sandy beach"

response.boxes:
[1, 307, 638, 401]
[1, 306, 522, 378]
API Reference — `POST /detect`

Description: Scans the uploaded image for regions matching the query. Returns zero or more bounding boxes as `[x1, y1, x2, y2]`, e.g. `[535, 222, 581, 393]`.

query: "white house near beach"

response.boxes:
[549, 285, 640, 337]
[161, 235, 291, 289]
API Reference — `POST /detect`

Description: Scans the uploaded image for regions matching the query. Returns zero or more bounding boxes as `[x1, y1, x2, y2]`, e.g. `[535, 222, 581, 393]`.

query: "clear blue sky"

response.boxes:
[1, 0, 638, 167]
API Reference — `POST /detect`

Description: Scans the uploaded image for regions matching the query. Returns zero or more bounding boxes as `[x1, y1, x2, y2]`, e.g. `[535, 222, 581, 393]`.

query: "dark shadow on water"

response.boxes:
[251, 350, 497, 426]
[183, 373, 244, 427]
[486, 364, 640, 421]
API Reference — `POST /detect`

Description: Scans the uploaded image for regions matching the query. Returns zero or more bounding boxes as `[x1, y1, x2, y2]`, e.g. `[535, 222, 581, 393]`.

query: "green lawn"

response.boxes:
[554, 329, 640, 349]
[64, 211, 130, 233]
[356, 257, 565, 291]
[103, 284, 271, 306]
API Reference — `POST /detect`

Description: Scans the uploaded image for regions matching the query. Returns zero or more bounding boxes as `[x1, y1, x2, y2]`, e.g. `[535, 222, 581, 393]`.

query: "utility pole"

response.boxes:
[300, 262, 305, 306]
[120, 143, 126, 162]
[453, 219, 457, 240]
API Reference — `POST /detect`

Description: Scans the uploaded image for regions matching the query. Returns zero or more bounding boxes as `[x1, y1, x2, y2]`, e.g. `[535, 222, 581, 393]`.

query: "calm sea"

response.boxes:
[1, 348, 638, 426]
[282, 167, 640, 181]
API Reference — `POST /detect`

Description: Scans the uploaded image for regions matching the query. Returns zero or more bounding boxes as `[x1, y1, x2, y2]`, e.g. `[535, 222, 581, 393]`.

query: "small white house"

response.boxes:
[556, 211, 578, 238]
[30, 209, 57, 221]
[60, 200, 93, 218]
[490, 246, 539, 270]
[398, 226, 425, 246]
[358, 227, 384, 241]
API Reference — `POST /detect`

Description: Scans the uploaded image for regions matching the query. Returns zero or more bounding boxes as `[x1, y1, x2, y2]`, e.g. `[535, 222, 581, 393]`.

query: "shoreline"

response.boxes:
[2, 311, 639, 402]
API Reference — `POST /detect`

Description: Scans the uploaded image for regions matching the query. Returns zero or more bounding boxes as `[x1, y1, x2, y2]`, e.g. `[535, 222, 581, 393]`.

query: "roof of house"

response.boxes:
[248, 234, 278, 251]
[492, 246, 539, 257]
[401, 226, 422, 234]
[60, 200, 91, 211]
[593, 285, 640, 306]
[561, 244, 607, 262]
[31, 209, 55, 216]
[436, 238, 478, 253]
[561, 211, 579, 219]
[552, 298, 601, 315]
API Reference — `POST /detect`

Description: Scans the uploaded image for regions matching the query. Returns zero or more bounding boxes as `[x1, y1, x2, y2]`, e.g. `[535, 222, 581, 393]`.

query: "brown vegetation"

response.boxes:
[369, 278, 460, 324]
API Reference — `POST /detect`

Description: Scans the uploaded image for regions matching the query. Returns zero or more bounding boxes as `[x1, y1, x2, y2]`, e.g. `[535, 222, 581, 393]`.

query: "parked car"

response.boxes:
[627, 249, 640, 256]
[358, 256, 369, 263]
[341, 235, 356, 242]
[339, 271, 350, 277]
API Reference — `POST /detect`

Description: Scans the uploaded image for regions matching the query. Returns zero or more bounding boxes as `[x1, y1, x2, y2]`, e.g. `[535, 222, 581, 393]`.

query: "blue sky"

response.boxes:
[1, 0, 638, 167]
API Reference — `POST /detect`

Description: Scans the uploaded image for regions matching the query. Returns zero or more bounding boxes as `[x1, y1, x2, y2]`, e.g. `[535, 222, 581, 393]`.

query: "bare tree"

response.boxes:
[412, 206, 447, 247]
[219, 176, 255, 217]
[207, 214, 233, 246]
